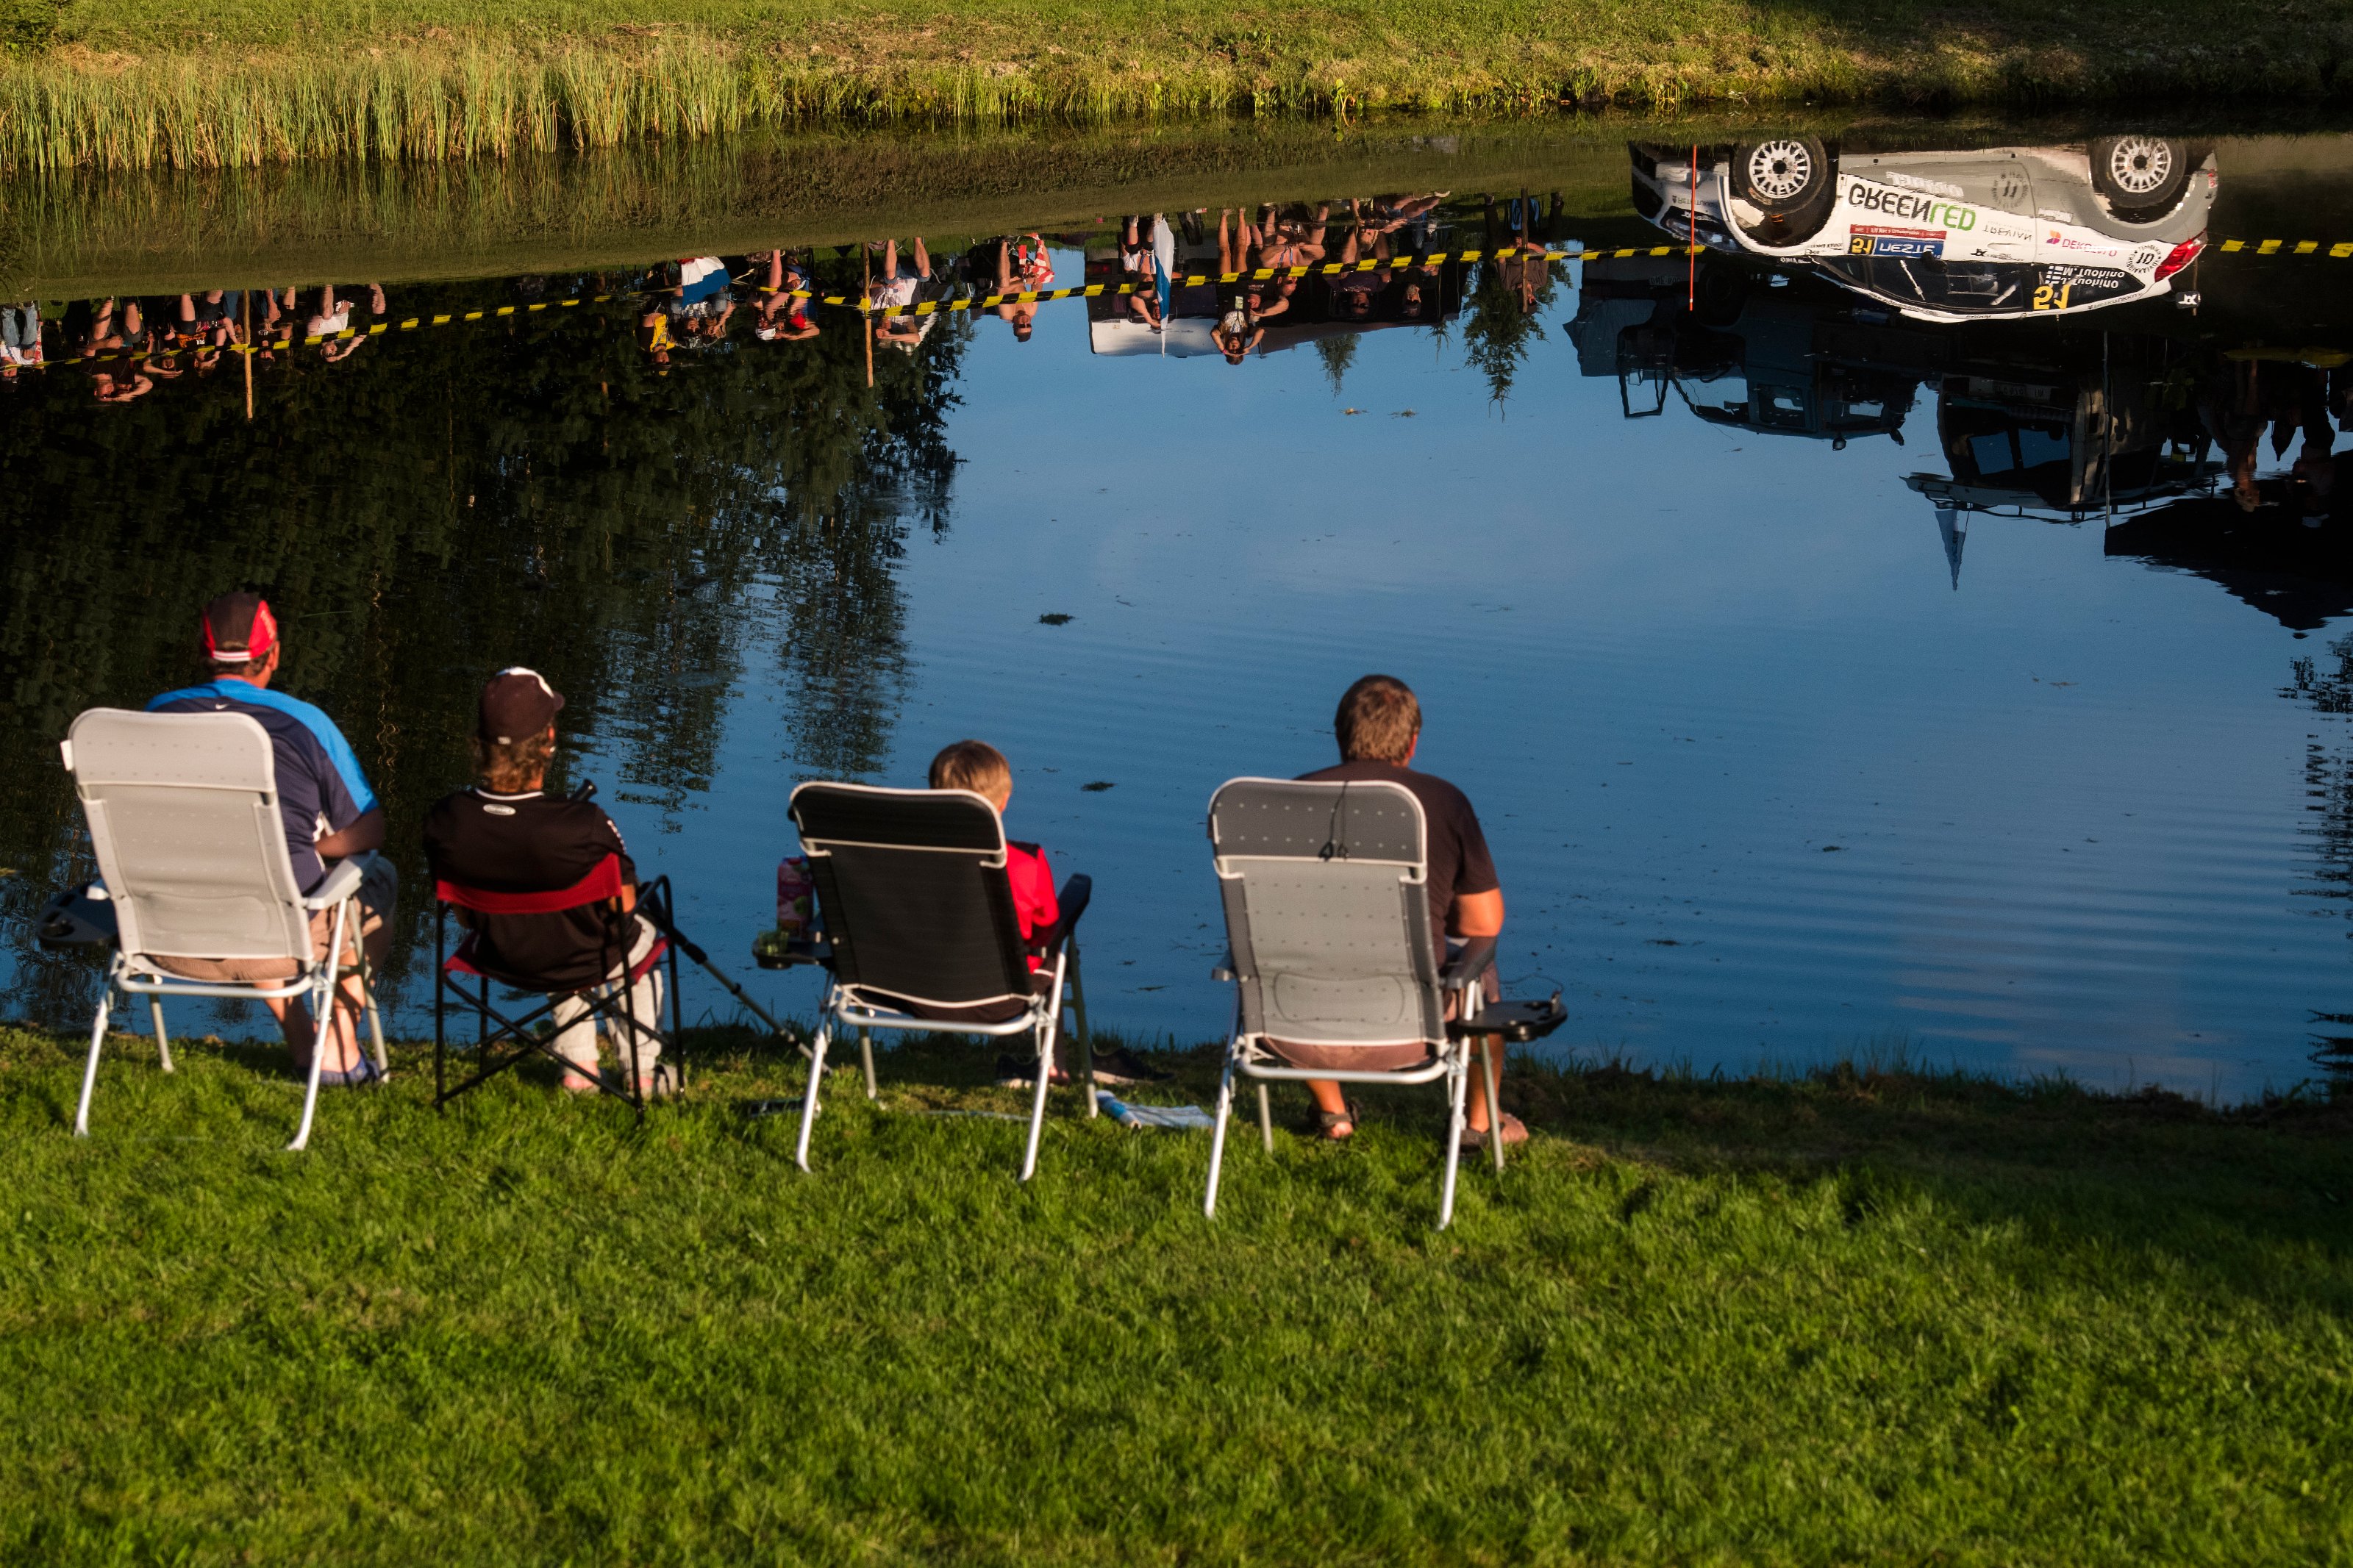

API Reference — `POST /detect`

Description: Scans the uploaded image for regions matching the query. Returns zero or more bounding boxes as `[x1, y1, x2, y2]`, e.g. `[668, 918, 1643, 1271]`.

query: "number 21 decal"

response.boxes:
[2032, 282, 2074, 312]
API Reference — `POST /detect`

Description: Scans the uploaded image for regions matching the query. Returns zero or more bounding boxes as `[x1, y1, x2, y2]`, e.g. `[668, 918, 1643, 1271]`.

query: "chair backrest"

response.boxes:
[435, 853, 626, 915]
[788, 781, 1031, 1009]
[65, 708, 312, 963]
[1208, 777, 1443, 1049]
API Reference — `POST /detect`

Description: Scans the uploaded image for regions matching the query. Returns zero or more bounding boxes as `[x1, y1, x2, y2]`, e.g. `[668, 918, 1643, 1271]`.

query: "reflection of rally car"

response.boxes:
[1629, 137, 2213, 322]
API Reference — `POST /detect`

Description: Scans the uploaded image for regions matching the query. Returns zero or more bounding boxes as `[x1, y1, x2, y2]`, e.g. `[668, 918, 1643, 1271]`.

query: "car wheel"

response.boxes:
[1733, 137, 1832, 214]
[2089, 135, 2192, 221]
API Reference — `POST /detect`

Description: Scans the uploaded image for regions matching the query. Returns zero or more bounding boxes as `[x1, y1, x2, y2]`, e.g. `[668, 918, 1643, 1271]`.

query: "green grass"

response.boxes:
[3, 0, 2352, 173]
[2, 1019, 2349, 1564]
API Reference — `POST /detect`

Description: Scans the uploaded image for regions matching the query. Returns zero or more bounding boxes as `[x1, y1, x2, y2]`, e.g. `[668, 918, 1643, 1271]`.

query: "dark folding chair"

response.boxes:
[1202, 776, 1565, 1228]
[785, 781, 1095, 1181]
[432, 855, 685, 1120]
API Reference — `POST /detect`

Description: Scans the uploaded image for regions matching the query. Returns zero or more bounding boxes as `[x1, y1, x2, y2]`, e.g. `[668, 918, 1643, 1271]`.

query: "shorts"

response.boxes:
[147, 855, 399, 983]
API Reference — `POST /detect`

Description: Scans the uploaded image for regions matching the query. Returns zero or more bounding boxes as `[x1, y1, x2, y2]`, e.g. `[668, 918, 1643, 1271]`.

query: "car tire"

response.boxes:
[2089, 135, 2193, 222]
[1732, 137, 1832, 215]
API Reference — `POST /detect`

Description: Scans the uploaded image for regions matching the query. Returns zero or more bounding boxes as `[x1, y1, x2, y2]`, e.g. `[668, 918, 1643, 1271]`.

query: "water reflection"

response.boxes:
[10, 143, 2353, 1093]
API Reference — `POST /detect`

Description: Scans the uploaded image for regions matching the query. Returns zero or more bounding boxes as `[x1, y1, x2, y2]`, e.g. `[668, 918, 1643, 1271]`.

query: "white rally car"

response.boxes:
[1627, 136, 2214, 321]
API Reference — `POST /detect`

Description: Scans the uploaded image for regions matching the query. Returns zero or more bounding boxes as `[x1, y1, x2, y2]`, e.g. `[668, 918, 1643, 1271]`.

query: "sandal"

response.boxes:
[1316, 1100, 1362, 1141]
[1459, 1112, 1529, 1150]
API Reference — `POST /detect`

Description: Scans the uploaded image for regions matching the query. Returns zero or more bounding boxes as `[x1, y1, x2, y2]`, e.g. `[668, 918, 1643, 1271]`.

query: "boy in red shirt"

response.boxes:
[927, 740, 1163, 1086]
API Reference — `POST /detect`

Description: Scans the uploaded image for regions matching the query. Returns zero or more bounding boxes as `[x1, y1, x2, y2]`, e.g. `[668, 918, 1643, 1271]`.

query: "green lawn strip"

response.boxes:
[4, 0, 2351, 172]
[1, 1021, 2348, 1564]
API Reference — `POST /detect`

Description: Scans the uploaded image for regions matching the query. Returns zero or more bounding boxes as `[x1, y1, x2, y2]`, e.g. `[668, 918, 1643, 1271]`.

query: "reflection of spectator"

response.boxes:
[993, 237, 1044, 342]
[1330, 204, 1393, 323]
[865, 238, 949, 354]
[307, 284, 386, 364]
[2201, 357, 2335, 514]
[670, 257, 737, 346]
[750, 250, 821, 343]
[1484, 191, 1557, 314]
[90, 368, 154, 403]
[1, 302, 42, 379]
[1213, 210, 1265, 363]
[77, 297, 143, 359]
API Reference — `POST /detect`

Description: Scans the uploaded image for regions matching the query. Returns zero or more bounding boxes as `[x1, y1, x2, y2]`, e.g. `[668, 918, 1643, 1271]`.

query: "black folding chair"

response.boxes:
[785, 781, 1095, 1181]
[431, 855, 685, 1120]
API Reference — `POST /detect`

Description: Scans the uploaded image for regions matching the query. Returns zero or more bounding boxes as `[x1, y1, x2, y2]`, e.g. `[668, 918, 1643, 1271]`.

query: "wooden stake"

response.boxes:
[242, 288, 253, 421]
[863, 248, 874, 389]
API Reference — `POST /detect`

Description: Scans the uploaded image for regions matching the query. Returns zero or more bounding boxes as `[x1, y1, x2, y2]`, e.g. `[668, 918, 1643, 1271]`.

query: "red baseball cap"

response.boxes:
[201, 592, 277, 664]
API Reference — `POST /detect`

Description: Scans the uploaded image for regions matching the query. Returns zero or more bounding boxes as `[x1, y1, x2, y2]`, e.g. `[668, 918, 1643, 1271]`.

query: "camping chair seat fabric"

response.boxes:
[61, 707, 388, 1152]
[787, 781, 1096, 1181]
[430, 856, 682, 1118]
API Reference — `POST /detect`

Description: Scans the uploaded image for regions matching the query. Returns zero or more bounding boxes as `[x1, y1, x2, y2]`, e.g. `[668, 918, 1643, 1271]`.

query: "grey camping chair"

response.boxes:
[1202, 776, 1563, 1228]
[783, 781, 1094, 1181]
[60, 708, 388, 1152]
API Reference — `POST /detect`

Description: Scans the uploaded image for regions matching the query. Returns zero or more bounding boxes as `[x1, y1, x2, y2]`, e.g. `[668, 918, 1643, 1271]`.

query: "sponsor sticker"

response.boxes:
[2043, 229, 2125, 259]
[1842, 176, 1979, 231]
[1848, 224, 1946, 258]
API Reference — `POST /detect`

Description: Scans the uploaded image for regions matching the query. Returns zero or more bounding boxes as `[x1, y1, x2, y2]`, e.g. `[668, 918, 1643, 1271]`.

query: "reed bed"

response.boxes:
[1, 0, 2348, 174]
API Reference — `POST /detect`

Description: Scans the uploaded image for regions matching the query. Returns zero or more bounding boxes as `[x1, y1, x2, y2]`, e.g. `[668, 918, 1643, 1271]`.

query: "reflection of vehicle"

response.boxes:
[1572, 253, 1921, 447]
[1902, 355, 2219, 520]
[1629, 137, 2214, 322]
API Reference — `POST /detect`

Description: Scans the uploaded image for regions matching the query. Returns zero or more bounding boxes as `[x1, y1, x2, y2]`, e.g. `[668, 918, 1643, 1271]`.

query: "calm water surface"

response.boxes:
[8, 126, 2353, 1098]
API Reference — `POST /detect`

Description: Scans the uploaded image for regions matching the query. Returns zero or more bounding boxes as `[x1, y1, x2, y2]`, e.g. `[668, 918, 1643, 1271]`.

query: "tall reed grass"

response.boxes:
[1, 0, 2346, 176]
[0, 32, 2077, 176]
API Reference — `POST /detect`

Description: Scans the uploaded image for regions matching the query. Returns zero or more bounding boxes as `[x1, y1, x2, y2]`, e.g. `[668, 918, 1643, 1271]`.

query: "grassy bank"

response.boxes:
[4, 0, 2353, 173]
[1, 1021, 2348, 1563]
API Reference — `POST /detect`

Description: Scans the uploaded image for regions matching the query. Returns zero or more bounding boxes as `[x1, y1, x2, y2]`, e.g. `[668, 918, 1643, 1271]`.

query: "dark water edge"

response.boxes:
[12, 110, 2353, 298]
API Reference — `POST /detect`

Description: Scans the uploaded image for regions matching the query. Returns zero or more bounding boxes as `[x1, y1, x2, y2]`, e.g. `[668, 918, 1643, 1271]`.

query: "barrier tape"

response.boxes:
[2214, 238, 2353, 258]
[22, 244, 1670, 370]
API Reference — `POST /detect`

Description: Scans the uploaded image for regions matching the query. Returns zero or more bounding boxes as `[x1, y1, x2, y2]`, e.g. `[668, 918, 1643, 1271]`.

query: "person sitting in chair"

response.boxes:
[422, 668, 666, 1099]
[1299, 674, 1517, 1148]
[928, 739, 1162, 1088]
[146, 591, 397, 1086]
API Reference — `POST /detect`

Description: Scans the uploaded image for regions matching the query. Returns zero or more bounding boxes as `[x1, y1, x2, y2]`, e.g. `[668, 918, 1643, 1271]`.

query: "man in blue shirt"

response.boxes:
[146, 592, 398, 1086]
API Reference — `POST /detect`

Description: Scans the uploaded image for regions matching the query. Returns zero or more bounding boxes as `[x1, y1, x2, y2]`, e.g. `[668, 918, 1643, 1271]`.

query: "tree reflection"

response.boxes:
[0, 284, 960, 1021]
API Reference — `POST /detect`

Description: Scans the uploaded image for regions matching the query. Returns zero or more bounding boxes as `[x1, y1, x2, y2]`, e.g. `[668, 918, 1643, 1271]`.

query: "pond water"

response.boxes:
[8, 122, 2353, 1099]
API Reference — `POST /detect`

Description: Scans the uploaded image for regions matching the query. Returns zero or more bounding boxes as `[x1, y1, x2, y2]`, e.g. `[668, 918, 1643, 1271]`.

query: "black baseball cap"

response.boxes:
[478, 667, 565, 744]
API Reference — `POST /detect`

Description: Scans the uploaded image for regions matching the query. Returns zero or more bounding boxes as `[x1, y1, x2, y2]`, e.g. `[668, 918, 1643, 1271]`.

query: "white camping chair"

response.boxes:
[1202, 776, 1563, 1228]
[62, 708, 387, 1151]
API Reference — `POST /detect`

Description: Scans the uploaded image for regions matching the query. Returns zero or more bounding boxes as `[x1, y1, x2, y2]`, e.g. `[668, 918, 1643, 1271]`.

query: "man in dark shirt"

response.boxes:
[146, 592, 396, 1086]
[422, 669, 665, 1096]
[1298, 674, 1517, 1148]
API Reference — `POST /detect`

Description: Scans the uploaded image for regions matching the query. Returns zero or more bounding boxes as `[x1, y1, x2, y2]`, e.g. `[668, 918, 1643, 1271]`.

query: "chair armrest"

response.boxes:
[1031, 873, 1093, 959]
[301, 856, 366, 911]
[1440, 934, 1498, 992]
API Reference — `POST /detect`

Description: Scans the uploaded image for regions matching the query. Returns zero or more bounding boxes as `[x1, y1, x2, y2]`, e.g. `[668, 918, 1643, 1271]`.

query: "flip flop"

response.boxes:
[1316, 1100, 1363, 1141]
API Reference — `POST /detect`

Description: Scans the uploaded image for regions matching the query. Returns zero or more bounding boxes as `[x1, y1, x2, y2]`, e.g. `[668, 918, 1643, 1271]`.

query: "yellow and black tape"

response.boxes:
[2213, 238, 2353, 258]
[26, 244, 1680, 369]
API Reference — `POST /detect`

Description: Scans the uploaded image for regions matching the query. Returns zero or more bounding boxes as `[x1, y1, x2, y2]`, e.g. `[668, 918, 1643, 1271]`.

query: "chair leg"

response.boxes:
[858, 1028, 877, 1101]
[1256, 1082, 1274, 1154]
[794, 1021, 832, 1173]
[1018, 1017, 1053, 1182]
[1482, 1039, 1505, 1174]
[149, 998, 174, 1074]
[360, 950, 388, 1078]
[289, 909, 350, 1153]
[73, 991, 112, 1136]
[1439, 1049, 1469, 1230]
[1204, 1038, 1239, 1217]
[1069, 942, 1097, 1120]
